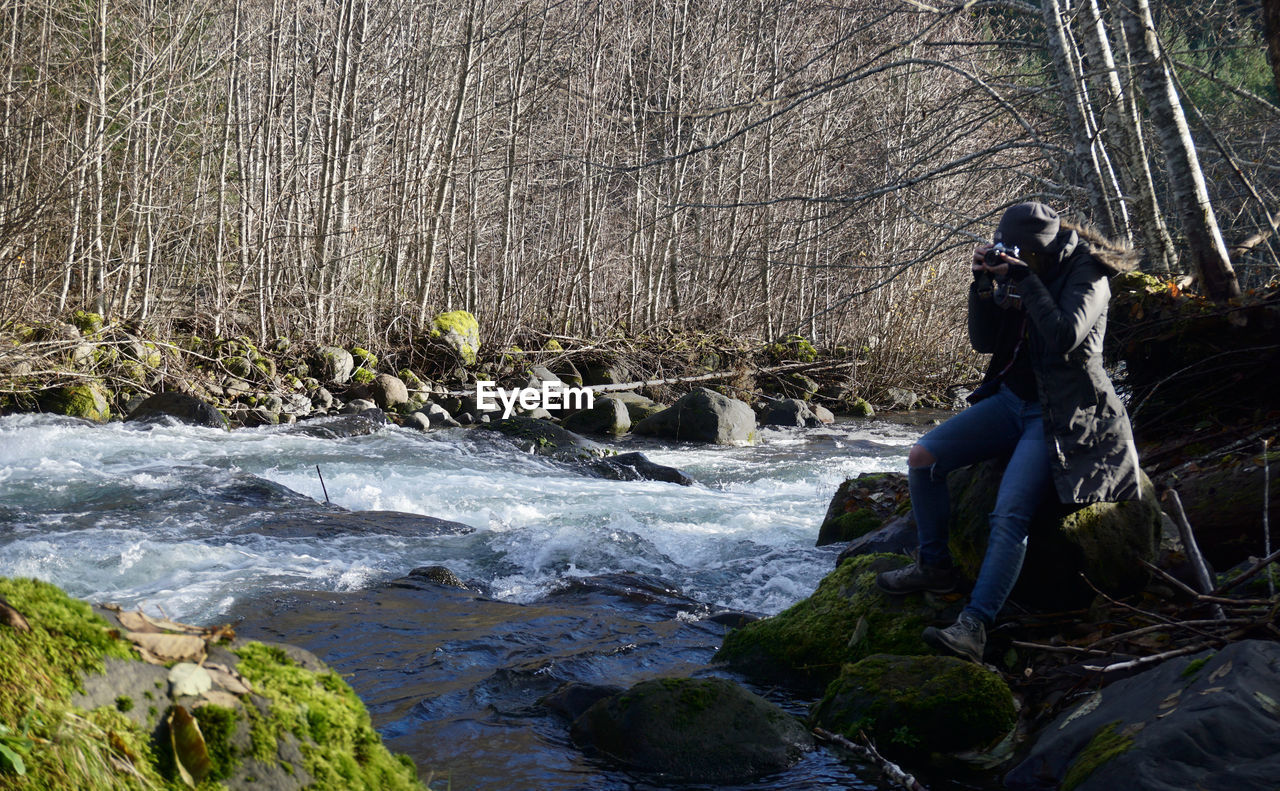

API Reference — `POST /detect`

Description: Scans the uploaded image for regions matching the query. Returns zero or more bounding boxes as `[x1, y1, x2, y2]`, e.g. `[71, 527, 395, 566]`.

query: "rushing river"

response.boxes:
[0, 412, 926, 790]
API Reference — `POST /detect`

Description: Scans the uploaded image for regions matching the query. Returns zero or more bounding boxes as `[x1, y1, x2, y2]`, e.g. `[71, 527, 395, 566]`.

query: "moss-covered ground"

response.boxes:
[0, 577, 428, 791]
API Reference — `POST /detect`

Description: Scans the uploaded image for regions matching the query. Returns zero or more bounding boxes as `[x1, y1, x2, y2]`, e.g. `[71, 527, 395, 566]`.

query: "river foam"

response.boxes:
[0, 413, 915, 621]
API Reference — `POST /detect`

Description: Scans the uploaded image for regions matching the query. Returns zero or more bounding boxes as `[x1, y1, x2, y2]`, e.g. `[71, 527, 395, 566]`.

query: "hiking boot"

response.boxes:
[923, 611, 987, 664]
[875, 562, 960, 595]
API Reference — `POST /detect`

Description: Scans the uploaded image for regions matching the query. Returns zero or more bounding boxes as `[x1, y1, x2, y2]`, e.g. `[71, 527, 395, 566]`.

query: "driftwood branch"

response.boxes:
[1162, 489, 1227, 621]
[1212, 544, 1280, 595]
[812, 728, 928, 791]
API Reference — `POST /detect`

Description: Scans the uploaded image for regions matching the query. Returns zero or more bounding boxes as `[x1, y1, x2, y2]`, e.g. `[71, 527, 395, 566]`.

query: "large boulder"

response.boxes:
[39, 382, 111, 422]
[429, 310, 480, 366]
[370, 373, 409, 410]
[609, 390, 666, 422]
[714, 554, 956, 695]
[569, 677, 812, 784]
[284, 409, 387, 439]
[1162, 453, 1280, 569]
[562, 395, 630, 436]
[310, 346, 354, 385]
[948, 460, 1162, 609]
[479, 416, 612, 461]
[817, 473, 911, 547]
[127, 391, 228, 429]
[633, 387, 756, 445]
[1006, 640, 1280, 791]
[811, 654, 1016, 758]
[761, 398, 821, 428]
[820, 463, 1163, 609]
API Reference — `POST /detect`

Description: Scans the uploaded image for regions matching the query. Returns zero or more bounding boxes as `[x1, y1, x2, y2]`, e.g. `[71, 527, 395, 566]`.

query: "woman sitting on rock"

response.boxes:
[876, 202, 1142, 663]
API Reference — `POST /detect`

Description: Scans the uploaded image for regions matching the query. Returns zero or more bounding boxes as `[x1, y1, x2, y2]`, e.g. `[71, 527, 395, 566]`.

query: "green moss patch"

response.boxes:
[0, 578, 163, 789]
[811, 654, 1016, 756]
[714, 554, 947, 693]
[234, 642, 423, 790]
[1061, 720, 1136, 791]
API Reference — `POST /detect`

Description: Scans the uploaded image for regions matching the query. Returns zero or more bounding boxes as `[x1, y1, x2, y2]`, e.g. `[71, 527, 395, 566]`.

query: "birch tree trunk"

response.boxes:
[1042, 0, 1116, 233]
[1081, 0, 1176, 272]
[1117, 0, 1240, 300]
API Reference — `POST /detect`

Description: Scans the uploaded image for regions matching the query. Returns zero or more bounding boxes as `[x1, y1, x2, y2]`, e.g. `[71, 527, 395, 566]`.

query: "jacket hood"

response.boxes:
[1059, 220, 1142, 274]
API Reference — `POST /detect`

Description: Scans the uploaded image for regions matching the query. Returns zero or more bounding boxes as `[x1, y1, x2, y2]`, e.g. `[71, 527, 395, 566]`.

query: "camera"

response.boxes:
[983, 242, 1020, 267]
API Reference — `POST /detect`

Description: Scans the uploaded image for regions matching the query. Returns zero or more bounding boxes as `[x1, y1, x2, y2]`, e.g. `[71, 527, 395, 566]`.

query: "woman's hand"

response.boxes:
[973, 244, 1031, 281]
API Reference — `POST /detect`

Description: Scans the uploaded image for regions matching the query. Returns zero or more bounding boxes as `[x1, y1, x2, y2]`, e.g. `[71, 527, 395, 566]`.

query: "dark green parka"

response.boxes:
[968, 224, 1141, 505]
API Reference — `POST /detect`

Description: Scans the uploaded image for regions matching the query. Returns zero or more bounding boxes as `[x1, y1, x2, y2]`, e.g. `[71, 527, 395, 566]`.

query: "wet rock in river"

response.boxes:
[633, 387, 757, 445]
[582, 451, 694, 486]
[127, 391, 228, 429]
[570, 676, 812, 784]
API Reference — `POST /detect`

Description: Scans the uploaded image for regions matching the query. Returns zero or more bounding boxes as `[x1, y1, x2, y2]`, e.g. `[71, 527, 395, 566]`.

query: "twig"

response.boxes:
[1084, 618, 1254, 651]
[1162, 489, 1227, 621]
[1083, 628, 1249, 673]
[1265, 440, 1274, 598]
[1010, 640, 1115, 657]
[1213, 545, 1280, 595]
[812, 728, 928, 791]
[1082, 640, 1218, 673]
[1139, 558, 1202, 599]
[316, 466, 331, 504]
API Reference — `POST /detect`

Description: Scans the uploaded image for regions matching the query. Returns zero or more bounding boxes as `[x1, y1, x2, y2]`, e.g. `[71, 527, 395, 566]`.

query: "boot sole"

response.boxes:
[922, 626, 983, 664]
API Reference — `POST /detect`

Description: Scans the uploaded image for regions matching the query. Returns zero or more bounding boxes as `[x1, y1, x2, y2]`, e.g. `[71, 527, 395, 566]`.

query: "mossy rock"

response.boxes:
[251, 354, 276, 379]
[948, 460, 1161, 609]
[71, 310, 104, 335]
[351, 347, 378, 370]
[352, 367, 376, 385]
[766, 334, 819, 363]
[811, 654, 1016, 757]
[38, 382, 111, 421]
[397, 369, 427, 392]
[429, 311, 480, 366]
[569, 677, 812, 784]
[223, 355, 255, 380]
[0, 578, 427, 791]
[817, 473, 911, 546]
[311, 346, 354, 385]
[714, 554, 955, 694]
[543, 338, 563, 353]
[267, 337, 292, 354]
[847, 397, 875, 418]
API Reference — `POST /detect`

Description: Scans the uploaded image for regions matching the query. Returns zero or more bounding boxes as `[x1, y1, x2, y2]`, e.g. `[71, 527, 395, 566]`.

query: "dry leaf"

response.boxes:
[1208, 660, 1233, 683]
[1158, 690, 1181, 709]
[127, 632, 207, 664]
[117, 611, 164, 633]
[197, 690, 243, 710]
[1060, 692, 1102, 730]
[167, 706, 212, 787]
[205, 666, 252, 695]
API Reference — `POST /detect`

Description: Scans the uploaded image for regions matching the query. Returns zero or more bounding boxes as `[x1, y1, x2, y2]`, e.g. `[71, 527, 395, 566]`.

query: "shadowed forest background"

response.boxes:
[0, 0, 1277, 382]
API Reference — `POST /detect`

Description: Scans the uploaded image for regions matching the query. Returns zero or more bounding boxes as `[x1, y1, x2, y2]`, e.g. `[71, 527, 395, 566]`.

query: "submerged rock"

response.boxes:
[582, 451, 694, 486]
[283, 408, 387, 439]
[480, 415, 612, 461]
[811, 654, 1016, 758]
[1007, 640, 1280, 791]
[570, 676, 812, 784]
[128, 392, 228, 429]
[633, 387, 757, 445]
[715, 554, 956, 694]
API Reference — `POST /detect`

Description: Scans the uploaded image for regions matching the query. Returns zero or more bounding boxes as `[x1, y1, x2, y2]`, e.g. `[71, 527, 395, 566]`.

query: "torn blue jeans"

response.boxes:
[911, 383, 1053, 625]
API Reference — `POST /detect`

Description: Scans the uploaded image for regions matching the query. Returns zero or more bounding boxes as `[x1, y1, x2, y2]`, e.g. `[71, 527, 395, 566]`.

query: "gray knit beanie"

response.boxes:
[994, 202, 1060, 257]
